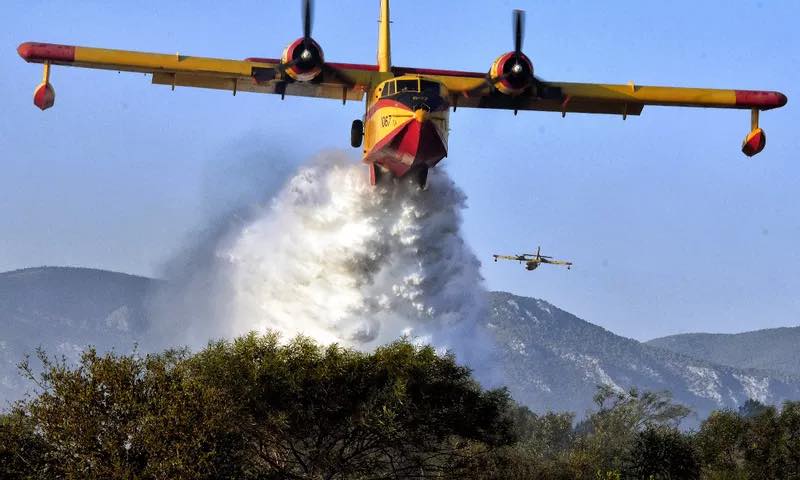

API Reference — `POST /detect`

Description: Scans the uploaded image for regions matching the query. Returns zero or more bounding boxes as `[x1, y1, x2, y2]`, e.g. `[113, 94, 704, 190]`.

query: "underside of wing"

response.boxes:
[17, 42, 382, 106]
[546, 259, 571, 265]
[493, 255, 523, 261]
[150, 70, 366, 102]
[393, 64, 784, 156]
[455, 86, 646, 117]
[505, 81, 783, 115]
[428, 72, 785, 116]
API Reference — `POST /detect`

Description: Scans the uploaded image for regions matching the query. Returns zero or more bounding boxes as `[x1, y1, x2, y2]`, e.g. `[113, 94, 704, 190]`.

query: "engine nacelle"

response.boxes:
[281, 37, 324, 82]
[490, 51, 534, 96]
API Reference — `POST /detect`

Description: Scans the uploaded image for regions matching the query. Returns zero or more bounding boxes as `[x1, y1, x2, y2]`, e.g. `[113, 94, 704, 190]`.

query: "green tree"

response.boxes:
[568, 386, 691, 479]
[0, 409, 51, 480]
[510, 408, 575, 459]
[623, 425, 699, 479]
[743, 405, 784, 479]
[20, 347, 245, 479]
[695, 409, 747, 479]
[190, 333, 516, 478]
[11, 332, 516, 479]
[738, 398, 769, 419]
[779, 401, 800, 480]
[475, 407, 575, 480]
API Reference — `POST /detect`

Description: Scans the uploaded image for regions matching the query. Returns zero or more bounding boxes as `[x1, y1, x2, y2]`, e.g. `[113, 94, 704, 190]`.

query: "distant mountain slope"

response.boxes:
[488, 292, 800, 420]
[0, 267, 154, 405]
[1, 267, 799, 423]
[646, 327, 800, 377]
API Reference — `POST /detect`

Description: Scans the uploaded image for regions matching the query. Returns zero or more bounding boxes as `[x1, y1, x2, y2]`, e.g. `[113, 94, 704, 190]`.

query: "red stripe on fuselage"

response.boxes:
[369, 120, 413, 154]
[366, 118, 447, 178]
[366, 98, 410, 119]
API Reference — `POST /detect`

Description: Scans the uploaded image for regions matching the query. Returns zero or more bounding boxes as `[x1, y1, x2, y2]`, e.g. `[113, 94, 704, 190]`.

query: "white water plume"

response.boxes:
[151, 150, 496, 377]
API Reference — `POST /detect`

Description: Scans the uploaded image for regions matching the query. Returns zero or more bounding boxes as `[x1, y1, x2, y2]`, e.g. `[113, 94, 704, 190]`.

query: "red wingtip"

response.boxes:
[17, 42, 33, 60]
[735, 90, 788, 110]
[17, 42, 75, 63]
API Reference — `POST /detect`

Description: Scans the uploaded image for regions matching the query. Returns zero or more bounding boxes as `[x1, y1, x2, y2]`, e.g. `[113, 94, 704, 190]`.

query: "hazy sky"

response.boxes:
[1, 0, 798, 340]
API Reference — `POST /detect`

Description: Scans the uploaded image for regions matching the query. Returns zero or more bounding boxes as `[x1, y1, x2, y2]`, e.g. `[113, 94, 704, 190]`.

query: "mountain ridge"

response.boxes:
[1, 267, 798, 421]
[488, 291, 800, 420]
[0, 266, 155, 407]
[647, 326, 800, 378]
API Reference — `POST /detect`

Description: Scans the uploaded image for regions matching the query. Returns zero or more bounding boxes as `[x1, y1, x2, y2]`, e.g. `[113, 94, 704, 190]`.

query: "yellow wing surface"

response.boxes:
[541, 258, 572, 266]
[19, 42, 786, 114]
[17, 42, 382, 104]
[493, 254, 524, 262]
[17, 40, 786, 158]
[376, 64, 784, 157]
[385, 66, 786, 116]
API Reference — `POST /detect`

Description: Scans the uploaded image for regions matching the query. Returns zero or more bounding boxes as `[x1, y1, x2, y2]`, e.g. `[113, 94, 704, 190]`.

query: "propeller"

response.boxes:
[282, 0, 317, 69]
[457, 9, 534, 98]
[296, 0, 315, 64]
[275, 0, 356, 91]
[302, 0, 313, 50]
[513, 9, 524, 64]
[503, 9, 529, 81]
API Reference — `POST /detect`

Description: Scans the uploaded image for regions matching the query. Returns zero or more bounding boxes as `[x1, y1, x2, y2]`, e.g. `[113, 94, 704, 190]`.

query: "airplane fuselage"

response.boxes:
[363, 76, 449, 183]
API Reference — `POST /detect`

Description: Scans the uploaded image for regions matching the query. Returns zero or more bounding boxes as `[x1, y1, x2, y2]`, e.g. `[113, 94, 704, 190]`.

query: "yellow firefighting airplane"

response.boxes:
[18, 0, 787, 188]
[493, 247, 573, 271]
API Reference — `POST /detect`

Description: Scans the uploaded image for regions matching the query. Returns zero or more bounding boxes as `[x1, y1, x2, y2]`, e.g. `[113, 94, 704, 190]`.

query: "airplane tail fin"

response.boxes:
[377, 0, 391, 72]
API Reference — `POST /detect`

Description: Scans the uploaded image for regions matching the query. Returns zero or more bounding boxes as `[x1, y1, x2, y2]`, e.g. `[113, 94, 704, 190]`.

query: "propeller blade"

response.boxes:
[302, 0, 313, 45]
[452, 9, 529, 98]
[513, 9, 525, 57]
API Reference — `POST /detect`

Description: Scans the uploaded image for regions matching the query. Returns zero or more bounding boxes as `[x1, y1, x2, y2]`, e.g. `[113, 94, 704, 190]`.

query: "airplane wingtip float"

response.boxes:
[18, 0, 787, 189]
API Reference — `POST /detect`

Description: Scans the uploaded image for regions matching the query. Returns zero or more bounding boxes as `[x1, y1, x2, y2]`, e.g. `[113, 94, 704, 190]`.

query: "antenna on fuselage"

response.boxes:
[377, 0, 391, 72]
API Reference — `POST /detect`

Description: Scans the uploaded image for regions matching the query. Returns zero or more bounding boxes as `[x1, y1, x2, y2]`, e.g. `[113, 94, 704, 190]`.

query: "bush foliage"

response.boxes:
[2, 332, 799, 479]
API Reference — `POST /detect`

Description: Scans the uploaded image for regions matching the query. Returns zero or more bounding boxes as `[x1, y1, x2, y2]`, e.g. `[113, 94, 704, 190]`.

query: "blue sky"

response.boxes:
[1, 0, 798, 340]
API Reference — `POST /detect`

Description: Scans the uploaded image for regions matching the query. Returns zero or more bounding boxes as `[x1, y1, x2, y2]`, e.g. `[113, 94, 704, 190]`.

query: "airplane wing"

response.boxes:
[17, 42, 382, 107]
[19, 42, 786, 115]
[393, 66, 786, 116]
[541, 258, 572, 267]
[493, 254, 524, 262]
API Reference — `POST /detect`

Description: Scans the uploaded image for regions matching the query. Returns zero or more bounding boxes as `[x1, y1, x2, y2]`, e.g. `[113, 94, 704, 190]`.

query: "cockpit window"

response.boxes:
[382, 81, 395, 97]
[420, 80, 440, 95]
[396, 79, 419, 93]
[382, 79, 435, 97]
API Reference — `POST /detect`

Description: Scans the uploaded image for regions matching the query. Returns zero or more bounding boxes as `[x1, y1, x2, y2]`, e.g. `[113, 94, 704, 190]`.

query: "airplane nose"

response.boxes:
[413, 108, 428, 123]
